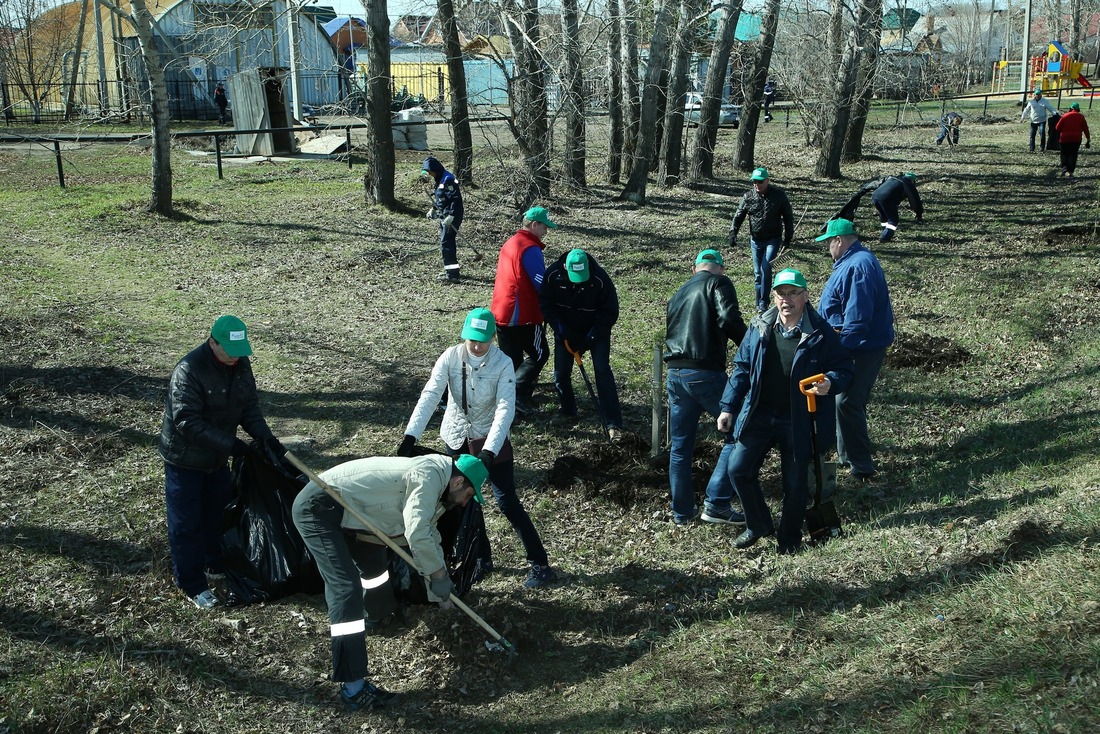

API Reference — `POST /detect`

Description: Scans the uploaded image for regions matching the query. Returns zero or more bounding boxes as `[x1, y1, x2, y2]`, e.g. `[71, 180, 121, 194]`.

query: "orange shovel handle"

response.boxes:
[798, 373, 826, 413]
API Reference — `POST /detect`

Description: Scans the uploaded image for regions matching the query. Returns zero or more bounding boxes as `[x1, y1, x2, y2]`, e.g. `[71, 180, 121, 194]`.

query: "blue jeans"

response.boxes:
[667, 367, 727, 522]
[750, 236, 781, 312]
[703, 437, 738, 514]
[164, 462, 232, 597]
[935, 123, 959, 145]
[836, 348, 887, 475]
[552, 335, 622, 427]
[728, 407, 809, 549]
[1028, 121, 1046, 151]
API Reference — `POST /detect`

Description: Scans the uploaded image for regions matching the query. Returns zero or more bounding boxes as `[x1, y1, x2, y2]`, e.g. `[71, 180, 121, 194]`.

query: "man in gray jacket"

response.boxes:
[158, 315, 283, 609]
[1021, 90, 1058, 152]
[292, 453, 486, 711]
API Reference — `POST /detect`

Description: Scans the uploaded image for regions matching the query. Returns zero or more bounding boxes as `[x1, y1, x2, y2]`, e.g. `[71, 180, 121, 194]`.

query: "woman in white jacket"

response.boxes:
[399, 308, 558, 589]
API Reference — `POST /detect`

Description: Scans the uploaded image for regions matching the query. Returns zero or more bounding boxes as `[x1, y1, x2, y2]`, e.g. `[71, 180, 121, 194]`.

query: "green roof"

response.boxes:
[707, 11, 762, 42]
[883, 8, 921, 32]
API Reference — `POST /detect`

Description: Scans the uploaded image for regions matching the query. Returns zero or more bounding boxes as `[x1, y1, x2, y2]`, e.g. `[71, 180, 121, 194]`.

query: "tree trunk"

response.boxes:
[844, 0, 882, 160]
[128, 0, 172, 215]
[607, 1, 624, 184]
[659, 0, 706, 186]
[364, 0, 395, 207]
[619, 0, 675, 203]
[689, 0, 742, 182]
[438, 0, 474, 184]
[816, 0, 871, 178]
[561, 0, 586, 187]
[65, 0, 91, 120]
[620, 0, 641, 178]
[731, 0, 779, 172]
[501, 0, 551, 206]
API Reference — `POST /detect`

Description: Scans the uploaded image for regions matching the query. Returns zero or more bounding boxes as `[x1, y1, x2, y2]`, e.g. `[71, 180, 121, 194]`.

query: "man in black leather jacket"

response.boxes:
[158, 314, 282, 608]
[728, 167, 794, 314]
[663, 250, 747, 525]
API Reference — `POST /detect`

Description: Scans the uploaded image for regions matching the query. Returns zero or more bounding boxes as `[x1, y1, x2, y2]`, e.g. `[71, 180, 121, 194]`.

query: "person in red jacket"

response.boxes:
[490, 207, 556, 415]
[1055, 102, 1091, 178]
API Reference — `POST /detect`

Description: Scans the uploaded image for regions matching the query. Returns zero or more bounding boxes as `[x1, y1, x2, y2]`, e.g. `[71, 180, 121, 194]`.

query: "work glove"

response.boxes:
[441, 215, 454, 228]
[477, 449, 495, 472]
[397, 434, 416, 457]
[1086, 140, 1091, 149]
[726, 232, 737, 249]
[231, 438, 251, 459]
[265, 436, 287, 459]
[426, 208, 436, 220]
[429, 573, 453, 602]
[575, 334, 594, 354]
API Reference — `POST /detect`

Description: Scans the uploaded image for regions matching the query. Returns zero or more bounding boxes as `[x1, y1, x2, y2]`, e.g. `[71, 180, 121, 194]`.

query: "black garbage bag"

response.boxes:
[388, 499, 489, 603]
[221, 447, 323, 605]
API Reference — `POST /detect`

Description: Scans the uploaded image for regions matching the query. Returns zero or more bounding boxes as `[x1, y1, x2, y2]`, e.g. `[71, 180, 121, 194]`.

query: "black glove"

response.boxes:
[231, 438, 251, 459]
[429, 573, 453, 601]
[727, 232, 737, 249]
[265, 436, 287, 459]
[477, 449, 495, 471]
[397, 434, 416, 457]
[1086, 140, 1090, 149]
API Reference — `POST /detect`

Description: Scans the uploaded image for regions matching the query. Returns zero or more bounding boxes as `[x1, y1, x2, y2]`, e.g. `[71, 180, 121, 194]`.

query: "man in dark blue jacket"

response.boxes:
[158, 315, 283, 608]
[540, 248, 623, 439]
[718, 269, 853, 554]
[816, 218, 895, 482]
[422, 156, 464, 282]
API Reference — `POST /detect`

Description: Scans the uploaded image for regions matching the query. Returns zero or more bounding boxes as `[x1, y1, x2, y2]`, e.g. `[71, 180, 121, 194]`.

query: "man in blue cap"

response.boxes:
[422, 156, 464, 282]
[158, 315, 284, 609]
[816, 218, 894, 482]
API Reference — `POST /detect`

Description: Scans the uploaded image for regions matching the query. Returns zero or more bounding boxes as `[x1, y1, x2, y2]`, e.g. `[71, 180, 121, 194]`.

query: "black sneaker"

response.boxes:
[341, 681, 399, 711]
[701, 507, 746, 525]
[524, 563, 558, 589]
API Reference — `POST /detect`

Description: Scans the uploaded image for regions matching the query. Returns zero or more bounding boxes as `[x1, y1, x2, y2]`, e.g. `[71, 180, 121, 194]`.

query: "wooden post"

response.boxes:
[54, 140, 65, 188]
[215, 133, 223, 180]
[651, 341, 662, 460]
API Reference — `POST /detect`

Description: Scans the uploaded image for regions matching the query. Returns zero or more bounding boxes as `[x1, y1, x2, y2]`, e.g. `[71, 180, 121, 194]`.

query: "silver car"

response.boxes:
[684, 92, 740, 127]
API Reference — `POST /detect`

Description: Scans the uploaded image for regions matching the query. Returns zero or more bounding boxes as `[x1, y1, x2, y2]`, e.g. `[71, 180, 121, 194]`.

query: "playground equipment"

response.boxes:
[992, 40, 1093, 94]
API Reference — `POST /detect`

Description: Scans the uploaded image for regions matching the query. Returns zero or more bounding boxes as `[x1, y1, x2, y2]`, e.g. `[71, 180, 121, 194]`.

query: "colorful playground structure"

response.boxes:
[992, 40, 1094, 94]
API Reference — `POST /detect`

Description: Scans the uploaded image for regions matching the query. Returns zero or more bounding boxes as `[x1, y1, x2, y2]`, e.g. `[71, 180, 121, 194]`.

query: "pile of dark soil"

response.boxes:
[545, 432, 666, 508]
[887, 332, 972, 370]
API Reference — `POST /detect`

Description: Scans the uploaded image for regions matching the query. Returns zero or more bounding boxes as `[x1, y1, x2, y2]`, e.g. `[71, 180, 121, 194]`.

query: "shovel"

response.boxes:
[566, 340, 612, 443]
[284, 451, 516, 660]
[798, 374, 843, 545]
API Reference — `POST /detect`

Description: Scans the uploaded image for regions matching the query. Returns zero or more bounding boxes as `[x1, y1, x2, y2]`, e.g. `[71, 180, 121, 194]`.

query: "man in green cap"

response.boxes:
[158, 315, 284, 609]
[291, 452, 485, 712]
[490, 206, 558, 415]
[817, 218, 894, 482]
[1054, 102, 1090, 177]
[1020, 89, 1058, 152]
[399, 308, 558, 589]
[539, 248, 624, 439]
[717, 269, 853, 554]
[728, 167, 794, 314]
[663, 248, 748, 525]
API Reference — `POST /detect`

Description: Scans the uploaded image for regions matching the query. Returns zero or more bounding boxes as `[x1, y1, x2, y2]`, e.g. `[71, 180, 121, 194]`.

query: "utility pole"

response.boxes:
[1020, 0, 1031, 97]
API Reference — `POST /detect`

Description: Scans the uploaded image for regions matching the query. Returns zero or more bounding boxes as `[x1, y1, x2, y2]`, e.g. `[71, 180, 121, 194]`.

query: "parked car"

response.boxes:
[684, 92, 740, 127]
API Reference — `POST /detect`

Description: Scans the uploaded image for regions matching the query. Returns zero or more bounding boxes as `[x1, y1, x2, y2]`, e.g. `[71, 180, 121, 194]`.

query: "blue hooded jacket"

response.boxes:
[423, 157, 464, 220]
[818, 240, 895, 353]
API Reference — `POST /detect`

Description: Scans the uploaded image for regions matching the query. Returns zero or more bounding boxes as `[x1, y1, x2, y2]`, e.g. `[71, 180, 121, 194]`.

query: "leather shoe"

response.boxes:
[734, 528, 773, 549]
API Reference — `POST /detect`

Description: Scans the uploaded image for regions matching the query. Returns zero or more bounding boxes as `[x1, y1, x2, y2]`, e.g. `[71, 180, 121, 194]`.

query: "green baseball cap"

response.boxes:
[750, 167, 769, 181]
[454, 454, 487, 504]
[1070, 102, 1080, 111]
[815, 217, 858, 241]
[461, 308, 496, 342]
[210, 314, 252, 357]
[565, 249, 590, 283]
[524, 206, 558, 229]
[695, 249, 724, 266]
[773, 269, 808, 290]
[904, 172, 918, 180]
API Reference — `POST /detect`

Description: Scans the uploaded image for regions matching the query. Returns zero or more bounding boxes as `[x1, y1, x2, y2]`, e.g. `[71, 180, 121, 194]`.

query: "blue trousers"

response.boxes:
[164, 462, 231, 597]
[439, 217, 462, 271]
[552, 334, 623, 427]
[728, 407, 809, 550]
[750, 236, 781, 312]
[836, 348, 887, 475]
[667, 367, 727, 522]
[1028, 121, 1047, 152]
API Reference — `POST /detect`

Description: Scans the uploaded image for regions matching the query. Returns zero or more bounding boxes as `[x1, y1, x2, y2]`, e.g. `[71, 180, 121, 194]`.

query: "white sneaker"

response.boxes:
[191, 589, 220, 609]
[608, 427, 623, 443]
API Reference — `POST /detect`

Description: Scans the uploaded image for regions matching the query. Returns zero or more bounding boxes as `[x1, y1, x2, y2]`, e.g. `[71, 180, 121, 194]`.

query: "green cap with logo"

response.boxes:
[210, 314, 252, 357]
[524, 206, 558, 229]
[815, 217, 858, 241]
[772, 268, 808, 290]
[1070, 102, 1080, 111]
[695, 248, 724, 266]
[565, 249, 590, 283]
[454, 454, 487, 504]
[750, 167, 769, 181]
[461, 308, 496, 342]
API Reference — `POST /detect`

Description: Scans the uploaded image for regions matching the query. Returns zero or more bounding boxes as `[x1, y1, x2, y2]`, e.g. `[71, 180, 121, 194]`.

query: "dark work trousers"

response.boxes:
[291, 483, 394, 683]
[551, 334, 623, 427]
[439, 217, 462, 274]
[164, 462, 231, 598]
[835, 347, 887, 476]
[496, 322, 549, 404]
[449, 440, 548, 567]
[1060, 141, 1082, 175]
